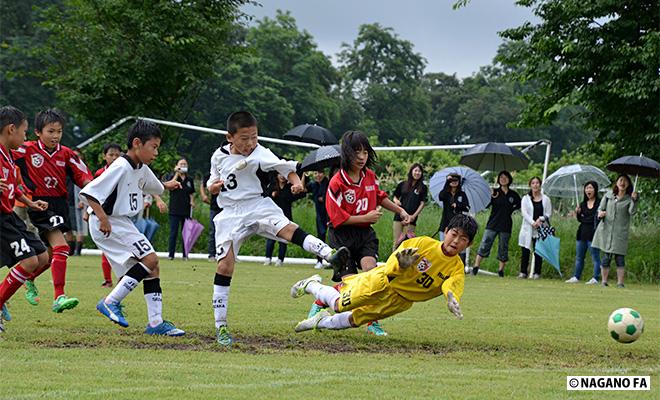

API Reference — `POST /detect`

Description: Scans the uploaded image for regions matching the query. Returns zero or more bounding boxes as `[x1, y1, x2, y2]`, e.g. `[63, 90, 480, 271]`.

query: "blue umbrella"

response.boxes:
[534, 233, 562, 277]
[429, 166, 492, 214]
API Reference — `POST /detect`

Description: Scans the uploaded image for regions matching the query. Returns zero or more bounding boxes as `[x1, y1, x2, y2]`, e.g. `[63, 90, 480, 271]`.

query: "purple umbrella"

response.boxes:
[183, 217, 204, 256]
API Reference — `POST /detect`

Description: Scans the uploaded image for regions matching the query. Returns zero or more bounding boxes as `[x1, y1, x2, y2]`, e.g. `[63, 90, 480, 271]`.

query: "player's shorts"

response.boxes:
[328, 225, 379, 267]
[336, 267, 413, 326]
[89, 214, 155, 277]
[214, 196, 290, 261]
[28, 196, 71, 238]
[0, 212, 48, 268]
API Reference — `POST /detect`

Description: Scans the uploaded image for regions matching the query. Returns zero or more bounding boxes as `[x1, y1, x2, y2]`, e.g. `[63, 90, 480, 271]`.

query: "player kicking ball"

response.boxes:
[291, 214, 478, 333]
[207, 111, 349, 346]
[80, 120, 185, 336]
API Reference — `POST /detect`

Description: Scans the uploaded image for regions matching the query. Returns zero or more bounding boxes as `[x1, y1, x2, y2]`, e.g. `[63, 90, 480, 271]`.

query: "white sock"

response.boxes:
[306, 281, 340, 311]
[317, 311, 353, 330]
[302, 235, 333, 259]
[106, 276, 139, 304]
[144, 292, 163, 327]
[213, 285, 230, 329]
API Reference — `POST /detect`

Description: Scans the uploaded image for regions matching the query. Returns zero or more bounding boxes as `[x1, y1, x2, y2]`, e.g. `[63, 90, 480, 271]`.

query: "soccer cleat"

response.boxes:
[216, 326, 233, 346]
[565, 277, 579, 283]
[1, 303, 11, 322]
[144, 321, 185, 336]
[307, 303, 325, 319]
[585, 278, 598, 285]
[24, 280, 40, 306]
[96, 297, 128, 327]
[616, 283, 625, 289]
[366, 321, 388, 336]
[295, 310, 330, 333]
[52, 295, 80, 313]
[290, 274, 322, 298]
[327, 246, 351, 278]
[0, 315, 5, 333]
[498, 269, 504, 278]
[471, 267, 479, 276]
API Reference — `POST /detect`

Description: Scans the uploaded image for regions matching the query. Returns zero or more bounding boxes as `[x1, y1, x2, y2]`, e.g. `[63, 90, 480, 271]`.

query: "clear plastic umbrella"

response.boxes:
[542, 164, 610, 204]
[429, 166, 492, 214]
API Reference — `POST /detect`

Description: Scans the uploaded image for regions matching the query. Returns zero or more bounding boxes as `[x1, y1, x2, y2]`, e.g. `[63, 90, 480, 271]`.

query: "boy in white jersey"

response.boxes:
[207, 111, 349, 346]
[80, 120, 185, 336]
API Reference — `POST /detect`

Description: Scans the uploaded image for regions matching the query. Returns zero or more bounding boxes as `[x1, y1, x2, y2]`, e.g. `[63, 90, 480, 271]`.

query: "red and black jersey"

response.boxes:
[13, 140, 92, 198]
[0, 143, 24, 214]
[94, 165, 108, 178]
[326, 168, 388, 228]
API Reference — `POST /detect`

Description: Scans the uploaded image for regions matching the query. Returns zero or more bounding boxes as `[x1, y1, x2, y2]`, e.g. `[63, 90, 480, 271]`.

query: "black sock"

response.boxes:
[214, 273, 232, 286]
[290, 227, 308, 247]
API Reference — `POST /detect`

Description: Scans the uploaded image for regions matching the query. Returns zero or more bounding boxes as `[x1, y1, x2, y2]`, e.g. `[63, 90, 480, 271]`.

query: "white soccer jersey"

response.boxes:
[207, 143, 297, 208]
[80, 155, 163, 218]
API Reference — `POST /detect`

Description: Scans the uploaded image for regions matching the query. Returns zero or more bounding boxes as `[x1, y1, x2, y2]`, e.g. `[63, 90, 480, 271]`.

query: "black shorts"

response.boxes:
[328, 225, 379, 265]
[1, 213, 48, 267]
[28, 196, 71, 237]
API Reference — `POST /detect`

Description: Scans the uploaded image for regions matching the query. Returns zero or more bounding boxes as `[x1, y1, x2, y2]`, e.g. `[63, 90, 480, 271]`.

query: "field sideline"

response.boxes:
[0, 256, 657, 399]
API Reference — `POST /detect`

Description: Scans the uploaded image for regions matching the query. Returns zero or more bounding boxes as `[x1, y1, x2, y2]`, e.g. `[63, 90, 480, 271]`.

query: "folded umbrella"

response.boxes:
[429, 166, 492, 214]
[183, 216, 204, 256]
[534, 225, 561, 276]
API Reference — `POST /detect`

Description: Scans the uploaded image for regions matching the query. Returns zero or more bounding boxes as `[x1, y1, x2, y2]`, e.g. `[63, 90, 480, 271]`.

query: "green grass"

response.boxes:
[1, 256, 658, 399]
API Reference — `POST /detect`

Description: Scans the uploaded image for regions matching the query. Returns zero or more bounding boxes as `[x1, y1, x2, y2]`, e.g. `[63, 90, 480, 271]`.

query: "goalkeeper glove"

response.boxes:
[446, 291, 463, 320]
[395, 247, 421, 269]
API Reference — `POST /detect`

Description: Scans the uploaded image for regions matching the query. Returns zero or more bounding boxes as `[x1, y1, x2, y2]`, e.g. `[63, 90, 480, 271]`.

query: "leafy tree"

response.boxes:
[498, 0, 659, 159]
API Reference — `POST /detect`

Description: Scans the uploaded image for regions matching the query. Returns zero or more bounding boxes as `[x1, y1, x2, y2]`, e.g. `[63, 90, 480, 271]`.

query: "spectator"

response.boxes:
[201, 172, 222, 261]
[592, 174, 638, 288]
[472, 171, 521, 277]
[264, 173, 306, 266]
[437, 173, 470, 240]
[566, 181, 602, 284]
[518, 177, 552, 279]
[306, 169, 329, 269]
[164, 158, 195, 260]
[392, 163, 428, 250]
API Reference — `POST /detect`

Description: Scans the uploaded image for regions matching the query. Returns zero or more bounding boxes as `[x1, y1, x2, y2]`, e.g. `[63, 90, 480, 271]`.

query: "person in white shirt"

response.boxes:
[80, 120, 185, 336]
[518, 176, 552, 279]
[207, 111, 349, 346]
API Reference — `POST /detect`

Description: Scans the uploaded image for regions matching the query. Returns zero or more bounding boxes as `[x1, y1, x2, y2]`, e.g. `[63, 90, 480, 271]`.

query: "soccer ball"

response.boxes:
[607, 308, 644, 344]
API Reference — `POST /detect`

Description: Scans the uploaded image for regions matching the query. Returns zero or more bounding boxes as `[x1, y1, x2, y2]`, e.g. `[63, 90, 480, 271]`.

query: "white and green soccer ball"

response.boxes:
[607, 308, 644, 344]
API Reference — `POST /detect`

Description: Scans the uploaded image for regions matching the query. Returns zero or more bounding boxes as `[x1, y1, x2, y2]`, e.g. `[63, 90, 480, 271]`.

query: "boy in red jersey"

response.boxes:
[0, 106, 50, 332]
[309, 130, 411, 336]
[13, 109, 93, 312]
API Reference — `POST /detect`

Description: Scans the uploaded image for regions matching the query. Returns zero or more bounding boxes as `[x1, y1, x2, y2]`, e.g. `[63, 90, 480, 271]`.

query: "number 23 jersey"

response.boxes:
[326, 168, 388, 228]
[79, 155, 163, 218]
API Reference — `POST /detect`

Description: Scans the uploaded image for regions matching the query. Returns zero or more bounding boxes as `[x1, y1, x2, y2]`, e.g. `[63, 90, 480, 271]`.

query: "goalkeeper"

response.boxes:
[291, 214, 478, 332]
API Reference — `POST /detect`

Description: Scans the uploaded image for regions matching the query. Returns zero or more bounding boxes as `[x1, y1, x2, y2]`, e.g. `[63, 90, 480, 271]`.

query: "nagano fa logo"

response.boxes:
[31, 154, 44, 168]
[344, 189, 356, 204]
[416, 258, 431, 273]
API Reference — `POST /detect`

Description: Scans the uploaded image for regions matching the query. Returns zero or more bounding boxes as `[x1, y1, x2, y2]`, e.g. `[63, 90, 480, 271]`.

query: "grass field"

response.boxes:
[0, 256, 658, 399]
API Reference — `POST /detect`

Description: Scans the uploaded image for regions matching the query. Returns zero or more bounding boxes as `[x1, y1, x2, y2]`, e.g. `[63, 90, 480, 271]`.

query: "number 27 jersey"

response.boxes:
[326, 168, 388, 228]
[79, 155, 163, 218]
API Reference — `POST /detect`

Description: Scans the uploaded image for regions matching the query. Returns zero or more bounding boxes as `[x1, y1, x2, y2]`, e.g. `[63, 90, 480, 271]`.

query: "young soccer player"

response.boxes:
[206, 111, 349, 346]
[13, 108, 93, 312]
[291, 214, 478, 333]
[0, 106, 50, 332]
[80, 120, 185, 336]
[94, 143, 121, 288]
[308, 130, 411, 336]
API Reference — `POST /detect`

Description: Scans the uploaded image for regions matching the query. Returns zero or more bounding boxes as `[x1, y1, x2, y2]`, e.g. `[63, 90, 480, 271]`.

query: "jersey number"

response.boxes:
[44, 176, 58, 189]
[132, 239, 152, 256]
[10, 239, 31, 257]
[220, 173, 238, 192]
[416, 272, 434, 289]
[49, 215, 64, 227]
[356, 198, 368, 213]
[129, 193, 138, 211]
[4, 183, 15, 199]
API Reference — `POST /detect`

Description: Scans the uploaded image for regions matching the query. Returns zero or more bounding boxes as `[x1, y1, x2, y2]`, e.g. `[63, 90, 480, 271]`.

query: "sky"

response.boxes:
[242, 0, 538, 78]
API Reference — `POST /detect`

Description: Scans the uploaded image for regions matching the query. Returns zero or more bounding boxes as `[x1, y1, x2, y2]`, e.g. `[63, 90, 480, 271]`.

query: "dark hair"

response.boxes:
[582, 181, 600, 204]
[340, 130, 376, 171]
[527, 176, 542, 197]
[227, 111, 257, 134]
[612, 174, 633, 196]
[0, 105, 26, 131]
[102, 143, 122, 155]
[404, 163, 425, 192]
[441, 173, 463, 194]
[446, 214, 479, 242]
[35, 108, 65, 132]
[127, 120, 161, 149]
[497, 170, 513, 187]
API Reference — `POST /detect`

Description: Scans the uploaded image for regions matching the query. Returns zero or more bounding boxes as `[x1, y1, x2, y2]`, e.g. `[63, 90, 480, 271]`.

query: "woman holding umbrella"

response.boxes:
[437, 173, 470, 240]
[518, 177, 552, 279]
[392, 163, 428, 250]
[592, 174, 638, 288]
[566, 181, 602, 284]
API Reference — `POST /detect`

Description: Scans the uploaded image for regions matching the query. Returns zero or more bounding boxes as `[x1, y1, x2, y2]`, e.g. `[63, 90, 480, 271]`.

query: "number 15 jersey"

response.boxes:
[326, 168, 388, 228]
[79, 155, 163, 218]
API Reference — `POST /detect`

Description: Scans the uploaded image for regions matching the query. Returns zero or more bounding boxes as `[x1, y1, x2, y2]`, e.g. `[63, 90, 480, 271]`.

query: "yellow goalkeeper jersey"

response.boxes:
[382, 236, 465, 303]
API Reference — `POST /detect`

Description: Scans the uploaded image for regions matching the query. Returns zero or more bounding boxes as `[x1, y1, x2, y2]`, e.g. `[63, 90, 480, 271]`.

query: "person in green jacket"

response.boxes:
[591, 174, 638, 288]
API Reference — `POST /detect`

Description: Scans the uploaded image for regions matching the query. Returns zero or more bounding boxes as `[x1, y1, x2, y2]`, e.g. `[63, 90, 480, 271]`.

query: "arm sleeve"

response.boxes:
[598, 194, 608, 212]
[207, 152, 221, 189]
[79, 162, 125, 206]
[188, 177, 195, 195]
[326, 179, 351, 227]
[520, 195, 535, 225]
[628, 197, 637, 215]
[441, 274, 464, 304]
[544, 195, 553, 221]
[457, 190, 470, 212]
[67, 149, 93, 187]
[259, 148, 298, 177]
[142, 166, 165, 195]
[393, 182, 403, 198]
[420, 184, 428, 202]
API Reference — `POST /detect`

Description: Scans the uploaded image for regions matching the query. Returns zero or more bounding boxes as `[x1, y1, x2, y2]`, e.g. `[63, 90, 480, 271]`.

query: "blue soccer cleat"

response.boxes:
[307, 302, 325, 319]
[96, 297, 128, 327]
[1, 303, 11, 322]
[366, 320, 388, 336]
[144, 320, 185, 336]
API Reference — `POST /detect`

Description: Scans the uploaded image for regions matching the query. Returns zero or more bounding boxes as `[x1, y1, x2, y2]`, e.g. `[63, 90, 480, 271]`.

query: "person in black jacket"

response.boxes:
[566, 181, 602, 284]
[437, 173, 470, 239]
[164, 158, 195, 260]
[306, 170, 329, 269]
[392, 163, 428, 250]
[264, 173, 306, 266]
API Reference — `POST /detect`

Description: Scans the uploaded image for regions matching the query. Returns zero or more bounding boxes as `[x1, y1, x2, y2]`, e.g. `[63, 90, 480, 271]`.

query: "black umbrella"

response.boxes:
[606, 155, 660, 179]
[283, 124, 338, 146]
[300, 145, 341, 172]
[460, 142, 530, 172]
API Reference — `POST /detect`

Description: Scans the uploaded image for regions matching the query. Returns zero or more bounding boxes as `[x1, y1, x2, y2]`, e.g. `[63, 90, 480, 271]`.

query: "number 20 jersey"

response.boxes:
[326, 168, 388, 228]
[79, 155, 163, 218]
